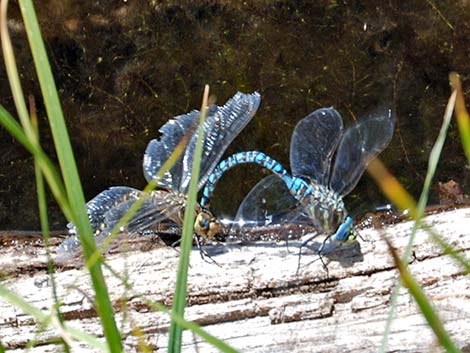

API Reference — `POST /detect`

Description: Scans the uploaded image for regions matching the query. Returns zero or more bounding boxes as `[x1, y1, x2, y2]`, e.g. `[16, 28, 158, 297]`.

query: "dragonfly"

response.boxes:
[58, 91, 261, 259]
[199, 107, 394, 253]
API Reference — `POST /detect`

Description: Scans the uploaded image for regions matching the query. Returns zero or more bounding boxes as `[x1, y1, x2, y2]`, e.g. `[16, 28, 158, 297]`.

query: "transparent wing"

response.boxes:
[59, 190, 185, 258]
[142, 110, 199, 189]
[228, 175, 315, 242]
[290, 107, 344, 184]
[179, 92, 261, 193]
[99, 190, 184, 236]
[234, 175, 298, 226]
[67, 186, 142, 234]
[330, 108, 394, 196]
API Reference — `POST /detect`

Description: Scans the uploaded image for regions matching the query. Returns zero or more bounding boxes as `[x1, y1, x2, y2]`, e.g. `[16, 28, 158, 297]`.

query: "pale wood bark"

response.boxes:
[0, 207, 469, 352]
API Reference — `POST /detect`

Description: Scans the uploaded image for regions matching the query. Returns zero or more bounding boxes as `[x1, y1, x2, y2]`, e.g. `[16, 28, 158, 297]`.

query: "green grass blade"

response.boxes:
[423, 223, 470, 273]
[373, 90, 457, 353]
[0, 0, 36, 142]
[168, 85, 210, 353]
[30, 96, 70, 353]
[385, 238, 462, 353]
[146, 300, 239, 353]
[102, 262, 240, 353]
[449, 72, 470, 163]
[14, 0, 122, 350]
[0, 104, 73, 220]
[403, 89, 456, 260]
[0, 285, 108, 351]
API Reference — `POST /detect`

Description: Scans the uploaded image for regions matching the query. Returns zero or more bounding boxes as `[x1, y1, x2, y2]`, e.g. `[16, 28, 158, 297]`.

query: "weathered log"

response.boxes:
[0, 207, 469, 352]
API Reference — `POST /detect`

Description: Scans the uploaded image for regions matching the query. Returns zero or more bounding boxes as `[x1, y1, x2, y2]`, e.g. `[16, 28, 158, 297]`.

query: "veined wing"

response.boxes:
[67, 186, 142, 234]
[59, 189, 185, 258]
[179, 91, 261, 194]
[330, 108, 394, 196]
[142, 110, 199, 190]
[228, 174, 314, 242]
[290, 108, 344, 185]
[98, 189, 185, 237]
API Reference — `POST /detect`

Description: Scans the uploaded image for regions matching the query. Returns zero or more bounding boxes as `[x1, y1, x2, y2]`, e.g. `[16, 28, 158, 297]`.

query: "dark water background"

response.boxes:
[0, 1, 469, 230]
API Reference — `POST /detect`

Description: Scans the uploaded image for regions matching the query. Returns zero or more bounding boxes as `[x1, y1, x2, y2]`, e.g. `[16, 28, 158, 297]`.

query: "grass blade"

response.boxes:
[168, 85, 210, 353]
[385, 237, 462, 353]
[2, 0, 123, 350]
[146, 300, 239, 353]
[0, 0, 35, 142]
[449, 72, 470, 163]
[30, 96, 70, 352]
[369, 89, 457, 353]
[422, 223, 470, 273]
[104, 260, 240, 353]
[0, 104, 73, 219]
[367, 159, 418, 217]
[0, 285, 108, 351]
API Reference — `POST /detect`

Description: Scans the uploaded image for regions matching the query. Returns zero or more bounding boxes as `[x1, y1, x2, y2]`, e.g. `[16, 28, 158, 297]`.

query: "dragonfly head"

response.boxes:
[194, 210, 220, 240]
[332, 216, 358, 245]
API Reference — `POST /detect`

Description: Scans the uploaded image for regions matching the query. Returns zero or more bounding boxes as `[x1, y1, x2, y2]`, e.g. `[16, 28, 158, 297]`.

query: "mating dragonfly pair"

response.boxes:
[58, 91, 394, 261]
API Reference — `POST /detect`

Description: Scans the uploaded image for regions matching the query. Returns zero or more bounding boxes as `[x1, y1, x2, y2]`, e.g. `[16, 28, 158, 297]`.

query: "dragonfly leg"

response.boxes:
[297, 233, 331, 274]
[171, 238, 181, 248]
[195, 235, 220, 267]
[285, 236, 291, 254]
[296, 234, 313, 274]
[317, 235, 331, 274]
[296, 233, 315, 273]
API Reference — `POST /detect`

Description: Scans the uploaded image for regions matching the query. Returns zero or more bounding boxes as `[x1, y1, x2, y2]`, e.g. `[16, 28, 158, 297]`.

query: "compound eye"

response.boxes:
[199, 217, 209, 230]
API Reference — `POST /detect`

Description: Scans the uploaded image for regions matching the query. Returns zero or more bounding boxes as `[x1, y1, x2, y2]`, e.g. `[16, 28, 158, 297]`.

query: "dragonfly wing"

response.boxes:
[179, 92, 261, 193]
[226, 175, 317, 242]
[67, 186, 142, 234]
[142, 110, 199, 189]
[234, 175, 298, 226]
[226, 175, 315, 242]
[330, 108, 394, 196]
[100, 190, 184, 236]
[59, 190, 184, 258]
[290, 107, 344, 185]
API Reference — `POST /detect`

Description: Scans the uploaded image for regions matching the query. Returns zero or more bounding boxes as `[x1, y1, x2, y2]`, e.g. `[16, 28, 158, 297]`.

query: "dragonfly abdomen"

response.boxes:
[200, 151, 289, 208]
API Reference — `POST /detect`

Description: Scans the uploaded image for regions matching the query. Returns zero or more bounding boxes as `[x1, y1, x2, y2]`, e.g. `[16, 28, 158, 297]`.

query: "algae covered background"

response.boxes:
[0, 0, 469, 229]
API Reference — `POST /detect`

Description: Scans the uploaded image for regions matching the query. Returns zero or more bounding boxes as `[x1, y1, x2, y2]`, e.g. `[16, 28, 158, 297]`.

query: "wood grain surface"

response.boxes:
[0, 207, 469, 352]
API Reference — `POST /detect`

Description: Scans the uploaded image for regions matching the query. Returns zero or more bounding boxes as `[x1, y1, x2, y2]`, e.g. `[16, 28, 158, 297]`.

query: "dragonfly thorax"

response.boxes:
[300, 181, 347, 235]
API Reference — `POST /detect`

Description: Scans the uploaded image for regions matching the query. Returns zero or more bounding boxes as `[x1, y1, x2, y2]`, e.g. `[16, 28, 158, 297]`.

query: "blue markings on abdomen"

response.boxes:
[200, 151, 289, 208]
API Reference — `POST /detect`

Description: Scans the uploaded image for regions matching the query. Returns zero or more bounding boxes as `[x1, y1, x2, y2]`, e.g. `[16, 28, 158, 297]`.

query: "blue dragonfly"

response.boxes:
[200, 107, 394, 253]
[58, 91, 261, 259]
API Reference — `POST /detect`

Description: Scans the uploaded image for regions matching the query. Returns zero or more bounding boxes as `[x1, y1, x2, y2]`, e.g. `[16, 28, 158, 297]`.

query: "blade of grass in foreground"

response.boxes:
[422, 223, 470, 274]
[13, 0, 122, 350]
[449, 72, 470, 164]
[0, 104, 72, 219]
[103, 258, 239, 353]
[168, 85, 210, 353]
[146, 299, 238, 353]
[0, 285, 108, 351]
[385, 238, 462, 353]
[370, 89, 457, 353]
[0, 0, 35, 142]
[30, 96, 70, 353]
